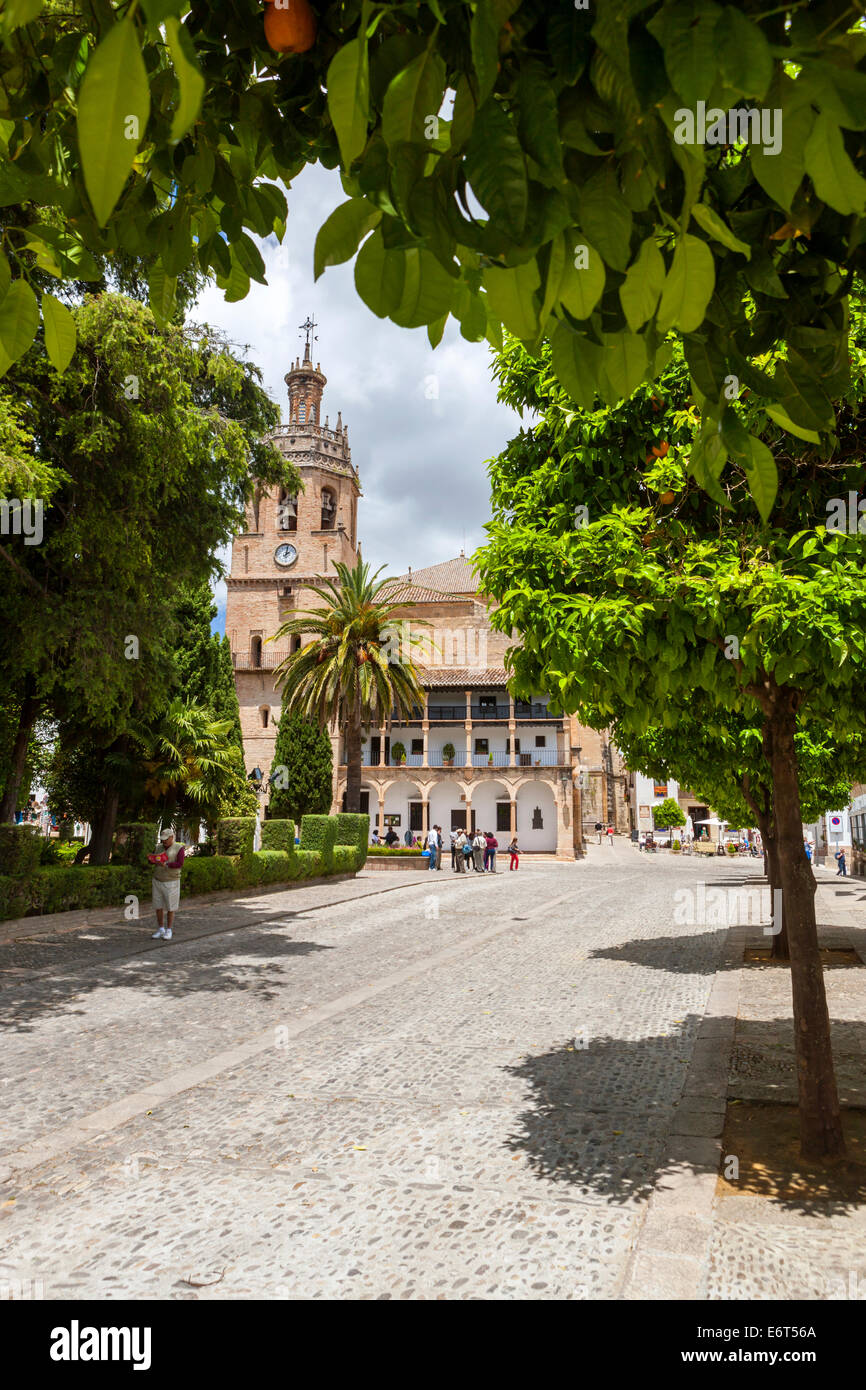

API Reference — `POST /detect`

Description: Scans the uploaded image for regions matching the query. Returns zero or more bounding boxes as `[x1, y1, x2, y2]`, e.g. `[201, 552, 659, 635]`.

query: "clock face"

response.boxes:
[274, 543, 298, 569]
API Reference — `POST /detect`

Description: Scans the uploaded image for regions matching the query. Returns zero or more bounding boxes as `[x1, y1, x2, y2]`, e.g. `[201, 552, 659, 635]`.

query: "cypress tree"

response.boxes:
[268, 711, 333, 821]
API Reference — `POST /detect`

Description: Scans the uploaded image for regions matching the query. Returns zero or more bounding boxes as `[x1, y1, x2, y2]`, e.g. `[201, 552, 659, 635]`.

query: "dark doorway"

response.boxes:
[341, 791, 370, 813]
[409, 802, 424, 832]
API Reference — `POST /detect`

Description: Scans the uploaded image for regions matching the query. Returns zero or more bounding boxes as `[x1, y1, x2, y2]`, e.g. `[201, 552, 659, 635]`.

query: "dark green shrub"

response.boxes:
[113, 822, 160, 867]
[251, 850, 294, 884]
[299, 815, 337, 869]
[0, 874, 33, 919]
[216, 817, 256, 857]
[333, 845, 361, 873]
[368, 845, 423, 856]
[261, 819, 295, 854]
[0, 825, 42, 876]
[27, 865, 140, 915]
[181, 855, 238, 895]
[293, 849, 321, 879]
[334, 813, 369, 871]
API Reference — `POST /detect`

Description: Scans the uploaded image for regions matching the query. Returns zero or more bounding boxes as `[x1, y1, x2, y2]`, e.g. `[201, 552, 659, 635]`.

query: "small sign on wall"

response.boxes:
[384, 814, 401, 827]
[639, 805, 651, 819]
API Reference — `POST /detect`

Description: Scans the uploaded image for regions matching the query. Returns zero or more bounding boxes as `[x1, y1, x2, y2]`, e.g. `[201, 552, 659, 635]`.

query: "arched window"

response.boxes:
[321, 487, 336, 530]
[251, 635, 262, 667]
[278, 489, 297, 532]
[260, 706, 270, 729]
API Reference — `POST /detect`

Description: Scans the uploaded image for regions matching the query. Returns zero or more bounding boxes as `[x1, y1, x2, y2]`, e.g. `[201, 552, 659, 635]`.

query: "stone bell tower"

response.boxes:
[225, 317, 361, 777]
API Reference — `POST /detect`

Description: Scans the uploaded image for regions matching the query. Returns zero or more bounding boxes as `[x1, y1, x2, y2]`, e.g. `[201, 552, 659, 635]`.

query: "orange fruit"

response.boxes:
[660, 490, 675, 505]
[264, 0, 317, 54]
[652, 440, 670, 457]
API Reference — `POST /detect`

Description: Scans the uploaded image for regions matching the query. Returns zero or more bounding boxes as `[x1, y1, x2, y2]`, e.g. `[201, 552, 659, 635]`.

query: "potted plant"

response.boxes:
[671, 840, 681, 854]
[391, 741, 406, 765]
[488, 752, 494, 766]
[442, 742, 455, 767]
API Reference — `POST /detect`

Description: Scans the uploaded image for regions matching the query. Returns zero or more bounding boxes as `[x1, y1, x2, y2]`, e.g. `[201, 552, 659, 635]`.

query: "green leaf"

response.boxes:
[540, 234, 566, 328]
[451, 75, 476, 148]
[41, 293, 76, 373]
[165, 16, 205, 144]
[804, 114, 866, 216]
[0, 280, 39, 369]
[219, 257, 250, 305]
[471, 0, 519, 106]
[721, 410, 777, 518]
[428, 314, 448, 348]
[558, 238, 605, 320]
[382, 44, 446, 152]
[354, 229, 405, 317]
[657, 234, 715, 335]
[391, 248, 454, 329]
[648, 0, 723, 109]
[77, 20, 150, 227]
[598, 331, 648, 404]
[516, 60, 564, 179]
[550, 321, 600, 411]
[0, 0, 44, 35]
[620, 236, 665, 332]
[148, 265, 178, 324]
[482, 260, 540, 341]
[578, 166, 633, 272]
[690, 203, 750, 258]
[465, 99, 528, 240]
[0, 249, 11, 301]
[716, 7, 772, 99]
[315, 199, 381, 280]
[763, 405, 821, 445]
[327, 38, 370, 169]
[233, 233, 267, 285]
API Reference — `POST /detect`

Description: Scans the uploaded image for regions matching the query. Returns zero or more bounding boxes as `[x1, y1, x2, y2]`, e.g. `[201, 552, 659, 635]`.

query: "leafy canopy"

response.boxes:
[2, 2, 866, 512]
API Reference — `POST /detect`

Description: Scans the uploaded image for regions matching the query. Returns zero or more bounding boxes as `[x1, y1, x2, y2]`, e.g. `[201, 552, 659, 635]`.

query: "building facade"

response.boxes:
[225, 347, 631, 855]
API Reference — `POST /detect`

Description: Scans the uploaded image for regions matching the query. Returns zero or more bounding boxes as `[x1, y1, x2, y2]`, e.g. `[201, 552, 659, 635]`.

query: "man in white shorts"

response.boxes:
[150, 827, 186, 941]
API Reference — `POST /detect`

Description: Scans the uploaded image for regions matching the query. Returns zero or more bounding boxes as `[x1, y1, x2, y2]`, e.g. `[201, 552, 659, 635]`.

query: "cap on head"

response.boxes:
[160, 828, 175, 841]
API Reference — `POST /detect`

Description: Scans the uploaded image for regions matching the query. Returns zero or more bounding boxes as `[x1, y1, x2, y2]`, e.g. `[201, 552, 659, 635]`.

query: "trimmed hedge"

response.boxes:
[216, 816, 256, 857]
[0, 813, 365, 920]
[0, 824, 42, 876]
[334, 813, 369, 872]
[368, 846, 424, 857]
[113, 822, 159, 867]
[260, 818, 295, 853]
[299, 814, 338, 870]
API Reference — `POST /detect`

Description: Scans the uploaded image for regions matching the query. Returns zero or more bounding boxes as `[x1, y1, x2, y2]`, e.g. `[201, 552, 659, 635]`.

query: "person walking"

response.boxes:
[426, 823, 439, 871]
[472, 829, 485, 873]
[835, 847, 848, 877]
[150, 827, 186, 941]
[484, 831, 498, 872]
[606, 824, 614, 844]
[448, 826, 457, 871]
[595, 821, 603, 845]
[804, 838, 812, 864]
[434, 825, 443, 870]
[508, 837, 520, 870]
[453, 829, 465, 872]
[462, 830, 474, 873]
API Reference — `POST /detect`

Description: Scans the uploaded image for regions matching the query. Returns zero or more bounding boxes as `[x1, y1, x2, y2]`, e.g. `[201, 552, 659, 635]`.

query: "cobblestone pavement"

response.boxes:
[0, 846, 864, 1299]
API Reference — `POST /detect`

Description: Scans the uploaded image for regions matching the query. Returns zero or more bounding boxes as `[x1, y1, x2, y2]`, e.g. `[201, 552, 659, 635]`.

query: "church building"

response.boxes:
[225, 330, 631, 854]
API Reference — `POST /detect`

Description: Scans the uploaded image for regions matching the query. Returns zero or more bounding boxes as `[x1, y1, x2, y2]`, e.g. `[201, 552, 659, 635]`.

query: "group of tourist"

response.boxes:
[372, 822, 520, 871]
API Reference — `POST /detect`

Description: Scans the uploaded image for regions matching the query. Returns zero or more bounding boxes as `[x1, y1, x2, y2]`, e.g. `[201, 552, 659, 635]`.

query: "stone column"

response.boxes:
[556, 777, 572, 858]
[422, 693, 429, 769]
[422, 798, 430, 834]
[378, 723, 387, 766]
[510, 799, 517, 836]
[465, 689, 473, 766]
[377, 792, 386, 838]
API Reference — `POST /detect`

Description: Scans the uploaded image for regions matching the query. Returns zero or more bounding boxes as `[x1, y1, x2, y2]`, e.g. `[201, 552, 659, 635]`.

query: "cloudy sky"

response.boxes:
[196, 163, 526, 633]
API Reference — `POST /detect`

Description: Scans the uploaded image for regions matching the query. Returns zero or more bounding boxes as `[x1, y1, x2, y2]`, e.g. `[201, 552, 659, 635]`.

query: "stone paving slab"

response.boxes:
[1, 854, 863, 1299]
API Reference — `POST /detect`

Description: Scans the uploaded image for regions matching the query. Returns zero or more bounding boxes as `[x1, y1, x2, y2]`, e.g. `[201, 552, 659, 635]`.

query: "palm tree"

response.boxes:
[270, 557, 427, 813]
[132, 699, 241, 830]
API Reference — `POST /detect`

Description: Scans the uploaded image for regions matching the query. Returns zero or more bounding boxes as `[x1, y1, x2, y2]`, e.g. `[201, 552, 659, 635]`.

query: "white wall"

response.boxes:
[515, 781, 557, 852]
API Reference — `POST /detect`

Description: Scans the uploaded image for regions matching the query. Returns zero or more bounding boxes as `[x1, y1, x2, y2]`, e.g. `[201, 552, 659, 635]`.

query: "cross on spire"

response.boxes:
[299, 315, 318, 360]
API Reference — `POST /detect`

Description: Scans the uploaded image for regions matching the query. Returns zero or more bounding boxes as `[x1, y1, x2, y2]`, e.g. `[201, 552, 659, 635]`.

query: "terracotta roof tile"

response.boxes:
[416, 666, 508, 688]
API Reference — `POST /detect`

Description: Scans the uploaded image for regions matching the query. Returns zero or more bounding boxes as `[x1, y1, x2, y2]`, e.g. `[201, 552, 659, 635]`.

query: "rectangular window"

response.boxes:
[411, 738, 423, 755]
[505, 738, 521, 753]
[496, 803, 511, 833]
[535, 736, 546, 748]
[474, 738, 489, 754]
[409, 802, 424, 832]
[478, 695, 496, 710]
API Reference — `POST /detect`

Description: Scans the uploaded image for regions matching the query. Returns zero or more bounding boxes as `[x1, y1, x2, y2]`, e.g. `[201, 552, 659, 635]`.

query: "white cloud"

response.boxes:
[194, 163, 523, 628]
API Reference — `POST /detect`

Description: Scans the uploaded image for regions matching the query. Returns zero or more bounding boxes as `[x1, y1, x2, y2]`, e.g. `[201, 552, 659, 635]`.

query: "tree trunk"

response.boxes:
[763, 829, 789, 961]
[88, 784, 120, 865]
[767, 696, 844, 1160]
[0, 683, 39, 823]
[344, 710, 363, 813]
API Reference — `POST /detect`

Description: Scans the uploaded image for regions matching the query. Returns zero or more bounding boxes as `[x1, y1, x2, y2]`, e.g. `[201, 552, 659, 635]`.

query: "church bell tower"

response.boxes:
[225, 318, 361, 778]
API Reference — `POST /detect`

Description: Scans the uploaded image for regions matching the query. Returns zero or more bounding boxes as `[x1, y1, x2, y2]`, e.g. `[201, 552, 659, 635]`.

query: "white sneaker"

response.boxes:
[163, 929, 173, 941]
[152, 927, 165, 939]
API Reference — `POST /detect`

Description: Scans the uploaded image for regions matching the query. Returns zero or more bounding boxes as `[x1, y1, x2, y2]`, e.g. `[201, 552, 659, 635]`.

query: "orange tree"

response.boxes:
[2, 2, 866, 511]
[477, 326, 866, 1160]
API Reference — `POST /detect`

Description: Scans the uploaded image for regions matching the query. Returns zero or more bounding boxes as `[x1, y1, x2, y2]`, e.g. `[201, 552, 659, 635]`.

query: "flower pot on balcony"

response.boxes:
[443, 758, 454, 767]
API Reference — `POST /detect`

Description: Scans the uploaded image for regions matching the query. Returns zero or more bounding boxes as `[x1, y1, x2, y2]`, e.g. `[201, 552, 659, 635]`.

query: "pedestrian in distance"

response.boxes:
[435, 825, 443, 870]
[484, 831, 498, 872]
[453, 829, 466, 872]
[426, 823, 439, 871]
[508, 837, 520, 870]
[595, 821, 603, 845]
[463, 832, 474, 872]
[150, 827, 186, 941]
[449, 827, 457, 871]
[804, 838, 812, 864]
[472, 829, 485, 873]
[835, 847, 847, 877]
[403, 828, 413, 847]
[606, 824, 614, 844]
